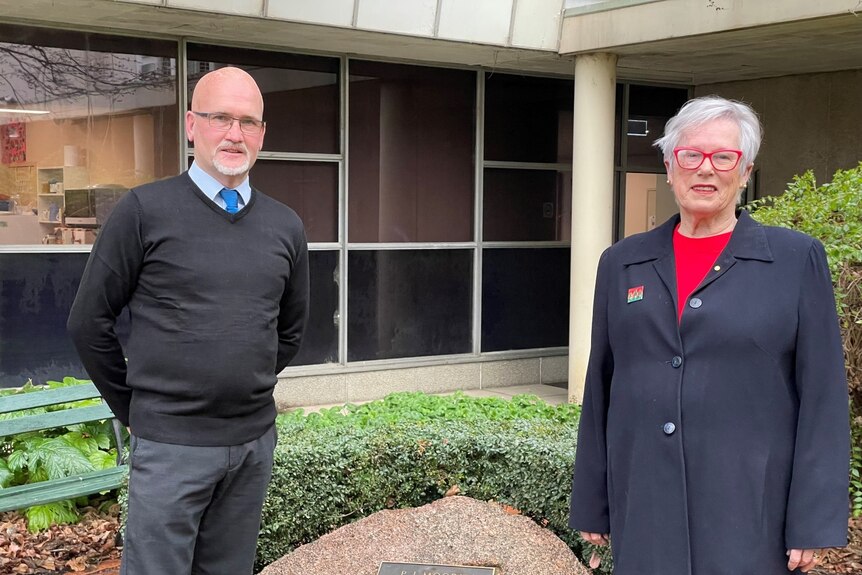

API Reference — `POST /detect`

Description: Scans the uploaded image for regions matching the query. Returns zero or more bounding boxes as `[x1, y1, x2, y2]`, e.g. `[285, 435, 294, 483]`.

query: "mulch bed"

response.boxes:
[1, 508, 859, 574]
[0, 507, 121, 575]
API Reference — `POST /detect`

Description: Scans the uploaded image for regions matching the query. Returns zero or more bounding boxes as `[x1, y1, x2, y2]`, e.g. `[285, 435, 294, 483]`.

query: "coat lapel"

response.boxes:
[692, 210, 774, 295]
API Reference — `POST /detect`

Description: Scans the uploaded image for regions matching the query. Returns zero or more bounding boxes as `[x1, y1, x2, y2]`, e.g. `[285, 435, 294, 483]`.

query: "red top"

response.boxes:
[673, 225, 732, 321]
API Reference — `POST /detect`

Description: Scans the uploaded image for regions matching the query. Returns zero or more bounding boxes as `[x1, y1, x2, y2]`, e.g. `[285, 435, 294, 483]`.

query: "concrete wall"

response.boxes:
[274, 355, 568, 408]
[695, 69, 862, 199]
[118, 0, 566, 51]
[560, 0, 857, 53]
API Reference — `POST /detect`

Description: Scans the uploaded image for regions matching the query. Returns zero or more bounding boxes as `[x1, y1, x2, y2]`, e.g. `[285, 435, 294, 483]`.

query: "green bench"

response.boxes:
[0, 382, 128, 512]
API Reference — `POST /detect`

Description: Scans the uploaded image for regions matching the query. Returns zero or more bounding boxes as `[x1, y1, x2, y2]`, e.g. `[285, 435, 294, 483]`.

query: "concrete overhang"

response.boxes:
[561, 0, 862, 84]
[0, 0, 575, 77]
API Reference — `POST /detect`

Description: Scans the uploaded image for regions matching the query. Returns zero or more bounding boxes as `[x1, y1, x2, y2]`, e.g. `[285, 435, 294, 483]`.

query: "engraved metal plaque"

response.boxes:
[377, 562, 496, 575]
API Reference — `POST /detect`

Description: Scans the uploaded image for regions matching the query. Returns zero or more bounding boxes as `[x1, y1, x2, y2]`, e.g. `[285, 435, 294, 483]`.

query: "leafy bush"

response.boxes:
[256, 392, 605, 572]
[0, 377, 123, 531]
[749, 162, 862, 516]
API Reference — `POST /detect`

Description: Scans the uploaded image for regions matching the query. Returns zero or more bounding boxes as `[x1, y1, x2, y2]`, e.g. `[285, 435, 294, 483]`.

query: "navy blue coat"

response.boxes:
[569, 211, 850, 575]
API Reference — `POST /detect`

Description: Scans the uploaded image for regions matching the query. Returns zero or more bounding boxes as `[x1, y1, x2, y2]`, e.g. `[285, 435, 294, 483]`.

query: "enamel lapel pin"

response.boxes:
[627, 285, 644, 303]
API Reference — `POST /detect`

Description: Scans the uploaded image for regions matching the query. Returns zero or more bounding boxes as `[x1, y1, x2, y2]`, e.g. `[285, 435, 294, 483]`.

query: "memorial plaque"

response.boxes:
[377, 562, 496, 575]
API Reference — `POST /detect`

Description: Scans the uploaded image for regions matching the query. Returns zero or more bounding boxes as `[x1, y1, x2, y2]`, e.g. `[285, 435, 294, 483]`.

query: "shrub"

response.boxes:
[256, 392, 605, 572]
[749, 162, 862, 516]
[0, 377, 123, 531]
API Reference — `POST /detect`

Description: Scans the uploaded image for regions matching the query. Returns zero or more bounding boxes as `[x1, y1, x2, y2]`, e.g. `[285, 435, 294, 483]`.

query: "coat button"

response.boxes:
[663, 422, 676, 435]
[689, 297, 702, 309]
[671, 356, 682, 368]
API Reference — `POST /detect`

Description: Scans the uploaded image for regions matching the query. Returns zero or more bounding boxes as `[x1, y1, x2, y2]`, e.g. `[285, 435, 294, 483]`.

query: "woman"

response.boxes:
[568, 96, 849, 575]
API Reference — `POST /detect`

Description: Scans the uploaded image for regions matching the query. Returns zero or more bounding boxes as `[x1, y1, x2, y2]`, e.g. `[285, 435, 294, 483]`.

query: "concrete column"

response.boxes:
[568, 52, 617, 403]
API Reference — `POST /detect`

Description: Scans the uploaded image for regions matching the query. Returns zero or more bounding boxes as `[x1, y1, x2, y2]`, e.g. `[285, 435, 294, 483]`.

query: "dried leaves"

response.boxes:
[0, 507, 120, 574]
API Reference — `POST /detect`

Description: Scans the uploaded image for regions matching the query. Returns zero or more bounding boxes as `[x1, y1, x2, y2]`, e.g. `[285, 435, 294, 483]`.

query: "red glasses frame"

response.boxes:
[673, 147, 743, 171]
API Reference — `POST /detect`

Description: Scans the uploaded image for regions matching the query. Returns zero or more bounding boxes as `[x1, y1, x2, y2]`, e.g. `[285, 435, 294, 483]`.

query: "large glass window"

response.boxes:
[0, 253, 89, 386]
[251, 160, 338, 243]
[347, 249, 472, 361]
[348, 61, 475, 243]
[619, 84, 689, 238]
[0, 25, 179, 246]
[187, 44, 340, 155]
[482, 248, 570, 352]
[291, 250, 339, 366]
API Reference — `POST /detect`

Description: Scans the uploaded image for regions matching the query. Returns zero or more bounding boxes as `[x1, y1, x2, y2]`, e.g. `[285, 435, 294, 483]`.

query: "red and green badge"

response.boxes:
[627, 285, 644, 303]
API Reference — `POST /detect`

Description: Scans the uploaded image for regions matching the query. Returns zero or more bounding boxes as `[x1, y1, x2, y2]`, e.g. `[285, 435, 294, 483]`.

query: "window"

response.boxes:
[348, 61, 475, 243]
[0, 25, 179, 246]
[348, 249, 472, 361]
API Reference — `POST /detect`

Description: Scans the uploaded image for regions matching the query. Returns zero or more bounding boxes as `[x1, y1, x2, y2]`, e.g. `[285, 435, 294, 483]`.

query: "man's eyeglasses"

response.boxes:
[673, 147, 743, 171]
[192, 112, 265, 135]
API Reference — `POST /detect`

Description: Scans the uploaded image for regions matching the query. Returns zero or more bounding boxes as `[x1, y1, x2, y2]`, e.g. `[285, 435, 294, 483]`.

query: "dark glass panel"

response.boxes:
[484, 73, 573, 164]
[483, 169, 571, 241]
[626, 85, 690, 171]
[187, 44, 339, 154]
[348, 61, 474, 242]
[250, 160, 338, 243]
[291, 250, 339, 366]
[0, 253, 89, 387]
[482, 248, 570, 352]
[348, 249, 472, 361]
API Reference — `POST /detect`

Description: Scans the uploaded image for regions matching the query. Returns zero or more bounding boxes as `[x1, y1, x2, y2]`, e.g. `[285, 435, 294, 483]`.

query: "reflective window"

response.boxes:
[0, 24, 179, 246]
[250, 161, 338, 243]
[483, 169, 572, 241]
[348, 249, 472, 361]
[291, 251, 339, 366]
[0, 253, 89, 386]
[626, 85, 689, 171]
[482, 248, 570, 352]
[348, 61, 475, 242]
[485, 74, 573, 164]
[187, 44, 340, 155]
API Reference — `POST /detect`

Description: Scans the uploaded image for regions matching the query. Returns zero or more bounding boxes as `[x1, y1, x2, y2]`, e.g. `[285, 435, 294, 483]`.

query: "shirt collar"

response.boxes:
[188, 161, 252, 207]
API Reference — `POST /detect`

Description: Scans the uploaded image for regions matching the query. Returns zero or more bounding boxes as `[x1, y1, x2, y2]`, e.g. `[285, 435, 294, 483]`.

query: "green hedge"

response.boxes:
[256, 392, 606, 572]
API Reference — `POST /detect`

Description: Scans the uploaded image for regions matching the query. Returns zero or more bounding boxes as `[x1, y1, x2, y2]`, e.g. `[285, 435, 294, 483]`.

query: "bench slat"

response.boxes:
[0, 404, 116, 437]
[0, 466, 128, 512]
[0, 383, 102, 415]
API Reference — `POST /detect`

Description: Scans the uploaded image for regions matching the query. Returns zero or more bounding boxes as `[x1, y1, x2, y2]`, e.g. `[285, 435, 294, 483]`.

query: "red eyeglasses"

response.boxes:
[673, 147, 743, 171]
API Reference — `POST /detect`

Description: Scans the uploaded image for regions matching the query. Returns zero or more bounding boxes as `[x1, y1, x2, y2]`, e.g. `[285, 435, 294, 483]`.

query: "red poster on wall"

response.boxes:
[1, 122, 27, 164]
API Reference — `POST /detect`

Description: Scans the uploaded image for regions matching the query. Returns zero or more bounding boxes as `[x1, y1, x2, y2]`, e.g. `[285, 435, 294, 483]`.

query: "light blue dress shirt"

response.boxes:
[188, 161, 252, 213]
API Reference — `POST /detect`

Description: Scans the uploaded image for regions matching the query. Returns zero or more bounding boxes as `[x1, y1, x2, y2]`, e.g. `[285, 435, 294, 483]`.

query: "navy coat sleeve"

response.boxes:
[569, 248, 614, 533]
[784, 240, 850, 549]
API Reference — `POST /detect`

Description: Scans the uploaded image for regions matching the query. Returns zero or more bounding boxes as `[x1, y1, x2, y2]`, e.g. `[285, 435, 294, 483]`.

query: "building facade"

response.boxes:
[0, 0, 859, 406]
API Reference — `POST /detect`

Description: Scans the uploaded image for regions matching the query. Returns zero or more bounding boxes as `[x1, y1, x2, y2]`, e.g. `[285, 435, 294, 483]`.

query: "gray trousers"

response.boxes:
[121, 425, 277, 575]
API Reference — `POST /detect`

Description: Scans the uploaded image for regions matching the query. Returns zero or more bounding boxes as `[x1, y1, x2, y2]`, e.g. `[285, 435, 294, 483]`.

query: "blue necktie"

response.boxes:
[220, 188, 239, 214]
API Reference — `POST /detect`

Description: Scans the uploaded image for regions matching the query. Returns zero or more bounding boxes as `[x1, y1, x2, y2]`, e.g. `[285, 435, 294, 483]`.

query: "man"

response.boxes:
[67, 66, 309, 574]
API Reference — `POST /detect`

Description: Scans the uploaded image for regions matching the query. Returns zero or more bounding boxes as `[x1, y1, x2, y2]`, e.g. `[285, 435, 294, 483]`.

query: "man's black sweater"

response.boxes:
[67, 173, 309, 446]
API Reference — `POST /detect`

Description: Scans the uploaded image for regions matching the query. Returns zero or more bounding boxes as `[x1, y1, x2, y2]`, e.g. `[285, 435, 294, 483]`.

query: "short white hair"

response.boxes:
[653, 95, 762, 176]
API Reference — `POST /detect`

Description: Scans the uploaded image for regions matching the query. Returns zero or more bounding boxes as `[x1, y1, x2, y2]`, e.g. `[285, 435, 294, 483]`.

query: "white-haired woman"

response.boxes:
[569, 95, 849, 574]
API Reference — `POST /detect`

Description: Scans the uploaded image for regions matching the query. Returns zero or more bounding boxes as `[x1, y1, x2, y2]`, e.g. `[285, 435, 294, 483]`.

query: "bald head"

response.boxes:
[185, 66, 266, 189]
[191, 66, 264, 113]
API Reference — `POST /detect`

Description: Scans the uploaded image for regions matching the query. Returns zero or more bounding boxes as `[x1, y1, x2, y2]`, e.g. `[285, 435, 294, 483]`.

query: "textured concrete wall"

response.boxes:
[696, 69, 862, 199]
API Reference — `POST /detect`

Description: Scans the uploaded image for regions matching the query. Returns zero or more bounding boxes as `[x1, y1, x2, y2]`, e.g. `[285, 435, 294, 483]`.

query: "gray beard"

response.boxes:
[213, 154, 250, 177]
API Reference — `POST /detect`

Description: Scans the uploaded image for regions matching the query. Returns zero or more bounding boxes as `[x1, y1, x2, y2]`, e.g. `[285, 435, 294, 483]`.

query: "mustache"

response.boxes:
[217, 142, 249, 153]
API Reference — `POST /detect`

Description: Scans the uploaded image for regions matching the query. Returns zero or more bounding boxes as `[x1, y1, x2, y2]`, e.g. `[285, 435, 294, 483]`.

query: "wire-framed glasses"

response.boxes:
[673, 147, 743, 171]
[192, 111, 265, 135]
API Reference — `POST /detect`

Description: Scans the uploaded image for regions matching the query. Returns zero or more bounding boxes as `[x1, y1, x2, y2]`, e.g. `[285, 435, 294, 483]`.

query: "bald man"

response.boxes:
[68, 67, 309, 574]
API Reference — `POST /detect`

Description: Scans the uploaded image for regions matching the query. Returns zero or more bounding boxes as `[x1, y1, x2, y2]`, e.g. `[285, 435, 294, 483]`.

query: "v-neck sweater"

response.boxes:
[68, 173, 309, 446]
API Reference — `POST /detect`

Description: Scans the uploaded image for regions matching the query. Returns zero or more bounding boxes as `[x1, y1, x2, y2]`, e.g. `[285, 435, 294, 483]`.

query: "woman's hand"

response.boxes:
[580, 532, 609, 569]
[786, 548, 822, 572]
[579, 531, 609, 546]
